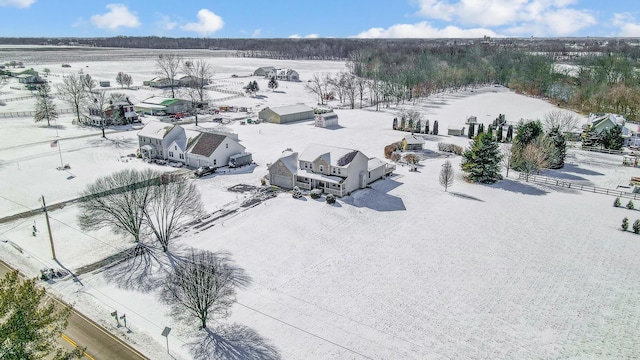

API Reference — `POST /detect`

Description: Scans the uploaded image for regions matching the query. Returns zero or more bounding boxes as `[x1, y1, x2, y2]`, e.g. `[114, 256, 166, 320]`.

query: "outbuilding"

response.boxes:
[258, 104, 314, 124]
[315, 112, 339, 128]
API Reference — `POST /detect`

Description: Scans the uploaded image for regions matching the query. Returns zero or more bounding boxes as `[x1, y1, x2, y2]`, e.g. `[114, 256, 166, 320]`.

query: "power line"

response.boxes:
[2, 195, 380, 358]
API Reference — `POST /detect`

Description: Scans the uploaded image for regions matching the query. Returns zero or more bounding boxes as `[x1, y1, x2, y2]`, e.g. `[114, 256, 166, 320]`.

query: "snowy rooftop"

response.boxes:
[136, 120, 177, 139]
[263, 104, 313, 116]
[299, 143, 361, 167]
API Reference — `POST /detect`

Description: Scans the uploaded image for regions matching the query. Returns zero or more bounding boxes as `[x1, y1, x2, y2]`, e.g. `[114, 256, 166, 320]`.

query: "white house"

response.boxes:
[268, 144, 395, 197]
[166, 129, 199, 163]
[137, 121, 186, 160]
[266, 68, 300, 82]
[186, 132, 246, 168]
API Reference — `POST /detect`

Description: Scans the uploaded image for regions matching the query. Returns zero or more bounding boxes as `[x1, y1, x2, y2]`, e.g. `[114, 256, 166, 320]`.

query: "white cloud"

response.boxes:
[288, 33, 320, 39]
[155, 14, 177, 31]
[181, 9, 224, 36]
[354, 22, 499, 38]
[613, 13, 640, 37]
[252, 29, 262, 37]
[90, 4, 140, 30]
[0, 0, 35, 8]
[414, 0, 595, 35]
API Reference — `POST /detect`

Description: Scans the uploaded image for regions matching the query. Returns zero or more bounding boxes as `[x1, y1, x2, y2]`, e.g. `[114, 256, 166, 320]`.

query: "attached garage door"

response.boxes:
[271, 175, 293, 189]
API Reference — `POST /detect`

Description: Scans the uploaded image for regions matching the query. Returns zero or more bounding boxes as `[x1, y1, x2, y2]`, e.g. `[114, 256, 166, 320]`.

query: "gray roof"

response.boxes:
[137, 121, 177, 139]
[299, 144, 361, 167]
[264, 104, 313, 116]
[188, 132, 227, 157]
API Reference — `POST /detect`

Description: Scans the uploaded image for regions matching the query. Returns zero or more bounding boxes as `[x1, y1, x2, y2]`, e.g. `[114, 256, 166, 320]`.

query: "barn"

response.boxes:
[258, 104, 314, 124]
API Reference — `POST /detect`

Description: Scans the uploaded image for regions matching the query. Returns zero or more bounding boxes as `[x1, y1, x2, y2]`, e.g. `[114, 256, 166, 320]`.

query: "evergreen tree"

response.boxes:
[614, 197, 621, 207]
[392, 117, 398, 130]
[487, 124, 494, 139]
[603, 125, 624, 150]
[581, 124, 599, 148]
[0, 271, 84, 359]
[415, 119, 422, 133]
[497, 125, 504, 142]
[622, 217, 629, 231]
[477, 123, 484, 135]
[547, 125, 567, 169]
[468, 123, 475, 139]
[432, 120, 439, 135]
[515, 120, 544, 147]
[33, 83, 57, 127]
[461, 132, 503, 184]
[267, 76, 279, 90]
[627, 200, 635, 210]
[506, 125, 514, 142]
[424, 119, 430, 134]
[399, 117, 406, 131]
[408, 118, 414, 131]
[634, 219, 640, 234]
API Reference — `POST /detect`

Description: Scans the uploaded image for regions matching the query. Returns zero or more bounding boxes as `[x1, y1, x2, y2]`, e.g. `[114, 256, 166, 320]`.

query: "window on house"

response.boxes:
[179, 154, 184, 159]
[338, 169, 341, 175]
[169, 151, 174, 157]
[319, 166, 324, 172]
[332, 168, 335, 174]
[214, 159, 217, 165]
[175, 146, 177, 150]
[226, 143, 228, 148]
[369, 172, 371, 178]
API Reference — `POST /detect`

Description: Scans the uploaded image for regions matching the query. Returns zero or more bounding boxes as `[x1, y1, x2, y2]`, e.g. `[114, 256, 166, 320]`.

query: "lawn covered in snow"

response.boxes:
[1, 47, 640, 359]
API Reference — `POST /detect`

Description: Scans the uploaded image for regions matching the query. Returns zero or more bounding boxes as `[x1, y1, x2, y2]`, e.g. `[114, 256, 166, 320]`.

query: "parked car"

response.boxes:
[194, 166, 216, 177]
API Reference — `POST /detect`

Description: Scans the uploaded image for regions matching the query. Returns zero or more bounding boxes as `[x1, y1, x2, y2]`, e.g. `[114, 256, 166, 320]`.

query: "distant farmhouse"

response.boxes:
[268, 144, 395, 197]
[137, 121, 248, 168]
[254, 67, 299, 81]
[258, 105, 314, 124]
[83, 98, 138, 126]
[134, 96, 191, 115]
[253, 67, 276, 77]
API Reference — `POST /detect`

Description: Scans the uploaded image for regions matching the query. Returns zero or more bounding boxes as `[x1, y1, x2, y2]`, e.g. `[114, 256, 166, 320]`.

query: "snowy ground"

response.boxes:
[1, 47, 640, 359]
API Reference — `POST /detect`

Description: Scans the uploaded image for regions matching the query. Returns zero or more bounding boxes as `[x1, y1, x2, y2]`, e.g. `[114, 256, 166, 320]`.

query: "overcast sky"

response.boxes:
[1, 0, 638, 38]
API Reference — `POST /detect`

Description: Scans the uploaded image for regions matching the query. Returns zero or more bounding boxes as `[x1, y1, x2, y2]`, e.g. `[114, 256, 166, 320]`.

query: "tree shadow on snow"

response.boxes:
[551, 163, 604, 176]
[448, 191, 484, 202]
[102, 243, 167, 292]
[488, 179, 548, 196]
[187, 324, 281, 360]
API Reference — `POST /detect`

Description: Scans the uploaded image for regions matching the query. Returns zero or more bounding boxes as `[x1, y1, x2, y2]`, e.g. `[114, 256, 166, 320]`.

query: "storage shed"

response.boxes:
[315, 112, 339, 128]
[258, 104, 314, 124]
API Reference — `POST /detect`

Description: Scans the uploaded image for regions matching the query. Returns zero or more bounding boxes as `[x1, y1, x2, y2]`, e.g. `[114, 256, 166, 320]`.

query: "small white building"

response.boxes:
[314, 112, 339, 128]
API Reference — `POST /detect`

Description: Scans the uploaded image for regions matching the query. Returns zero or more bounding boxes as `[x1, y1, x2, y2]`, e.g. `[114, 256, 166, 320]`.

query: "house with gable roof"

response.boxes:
[185, 132, 246, 169]
[268, 144, 395, 196]
[137, 121, 186, 160]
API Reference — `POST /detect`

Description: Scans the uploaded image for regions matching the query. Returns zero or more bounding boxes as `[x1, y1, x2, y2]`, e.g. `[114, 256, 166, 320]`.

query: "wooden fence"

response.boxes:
[518, 173, 640, 199]
[580, 146, 623, 155]
[0, 108, 73, 118]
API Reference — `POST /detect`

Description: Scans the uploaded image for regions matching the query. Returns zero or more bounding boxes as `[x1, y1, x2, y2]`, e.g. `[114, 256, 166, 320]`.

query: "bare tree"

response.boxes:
[182, 58, 213, 106]
[56, 73, 86, 125]
[501, 143, 513, 178]
[33, 83, 57, 127]
[90, 91, 109, 138]
[305, 73, 329, 105]
[144, 177, 204, 252]
[439, 160, 454, 191]
[163, 250, 241, 329]
[116, 72, 133, 88]
[156, 54, 182, 98]
[519, 140, 551, 181]
[78, 169, 159, 243]
[543, 109, 580, 133]
[81, 74, 96, 94]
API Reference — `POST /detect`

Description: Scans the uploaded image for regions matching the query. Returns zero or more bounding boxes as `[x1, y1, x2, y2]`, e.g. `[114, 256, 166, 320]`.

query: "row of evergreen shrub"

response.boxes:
[614, 197, 635, 210]
[621, 217, 640, 233]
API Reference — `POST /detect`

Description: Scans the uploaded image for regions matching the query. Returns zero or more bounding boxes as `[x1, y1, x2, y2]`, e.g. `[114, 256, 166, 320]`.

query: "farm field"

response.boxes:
[1, 47, 640, 359]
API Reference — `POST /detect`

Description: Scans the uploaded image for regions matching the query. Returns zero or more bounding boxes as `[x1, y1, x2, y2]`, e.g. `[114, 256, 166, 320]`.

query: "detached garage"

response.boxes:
[258, 104, 314, 124]
[268, 150, 298, 188]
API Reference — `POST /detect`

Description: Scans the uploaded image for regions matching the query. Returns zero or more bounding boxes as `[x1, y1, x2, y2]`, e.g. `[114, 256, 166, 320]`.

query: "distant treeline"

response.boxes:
[1, 36, 640, 61]
[3, 36, 640, 119]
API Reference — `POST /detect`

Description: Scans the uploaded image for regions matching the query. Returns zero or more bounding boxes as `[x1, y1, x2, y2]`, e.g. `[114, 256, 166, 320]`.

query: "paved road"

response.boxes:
[0, 259, 149, 360]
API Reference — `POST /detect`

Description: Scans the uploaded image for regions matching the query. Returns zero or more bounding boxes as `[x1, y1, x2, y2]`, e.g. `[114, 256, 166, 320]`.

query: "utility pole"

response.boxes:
[41, 195, 57, 260]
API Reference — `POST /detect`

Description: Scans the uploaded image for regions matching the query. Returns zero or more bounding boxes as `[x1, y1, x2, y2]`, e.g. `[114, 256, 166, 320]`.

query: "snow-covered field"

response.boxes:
[1, 47, 640, 359]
